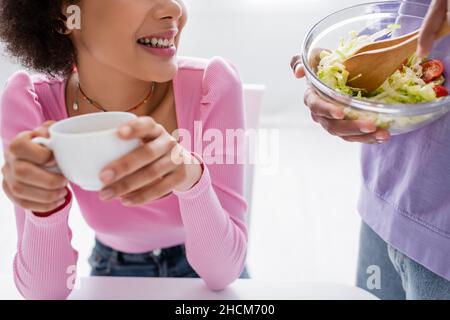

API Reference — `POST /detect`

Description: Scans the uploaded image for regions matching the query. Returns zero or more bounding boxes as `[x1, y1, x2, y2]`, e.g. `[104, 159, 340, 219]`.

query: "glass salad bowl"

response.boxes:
[301, 1, 450, 135]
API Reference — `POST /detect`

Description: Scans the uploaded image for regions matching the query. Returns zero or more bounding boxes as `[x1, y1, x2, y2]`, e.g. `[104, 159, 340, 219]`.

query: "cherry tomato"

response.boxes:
[434, 85, 449, 98]
[421, 60, 445, 83]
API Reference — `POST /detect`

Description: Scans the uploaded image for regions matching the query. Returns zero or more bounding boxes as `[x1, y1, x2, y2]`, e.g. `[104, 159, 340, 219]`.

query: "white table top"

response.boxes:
[0, 274, 377, 300]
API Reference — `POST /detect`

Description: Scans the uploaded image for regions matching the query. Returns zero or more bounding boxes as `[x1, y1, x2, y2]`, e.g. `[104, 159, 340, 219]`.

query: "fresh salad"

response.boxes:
[315, 25, 448, 130]
[317, 25, 448, 102]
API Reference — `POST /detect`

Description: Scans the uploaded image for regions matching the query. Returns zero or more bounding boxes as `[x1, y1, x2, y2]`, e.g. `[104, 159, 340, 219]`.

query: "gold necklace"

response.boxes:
[73, 81, 155, 113]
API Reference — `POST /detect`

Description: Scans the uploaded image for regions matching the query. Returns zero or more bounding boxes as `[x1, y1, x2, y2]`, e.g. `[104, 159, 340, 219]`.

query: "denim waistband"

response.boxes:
[93, 238, 186, 263]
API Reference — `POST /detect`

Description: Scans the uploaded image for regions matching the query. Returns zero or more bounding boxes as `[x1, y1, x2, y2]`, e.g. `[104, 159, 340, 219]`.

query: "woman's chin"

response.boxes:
[142, 64, 178, 83]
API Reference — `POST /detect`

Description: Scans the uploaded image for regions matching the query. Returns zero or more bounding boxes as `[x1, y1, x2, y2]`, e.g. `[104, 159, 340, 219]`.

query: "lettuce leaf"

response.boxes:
[316, 26, 441, 104]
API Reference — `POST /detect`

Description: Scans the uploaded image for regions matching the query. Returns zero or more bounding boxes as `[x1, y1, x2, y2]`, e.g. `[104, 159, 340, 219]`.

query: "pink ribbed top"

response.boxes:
[0, 56, 248, 299]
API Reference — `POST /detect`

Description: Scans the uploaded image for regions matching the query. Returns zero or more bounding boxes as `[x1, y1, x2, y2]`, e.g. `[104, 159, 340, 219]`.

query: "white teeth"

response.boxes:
[138, 37, 174, 48]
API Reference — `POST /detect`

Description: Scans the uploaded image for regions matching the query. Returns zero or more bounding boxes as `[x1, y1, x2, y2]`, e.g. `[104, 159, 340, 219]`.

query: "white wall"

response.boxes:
[180, 0, 362, 124]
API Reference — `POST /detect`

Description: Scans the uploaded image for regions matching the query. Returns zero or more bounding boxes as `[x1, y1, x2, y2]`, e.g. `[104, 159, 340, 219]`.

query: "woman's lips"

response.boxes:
[137, 29, 178, 58]
[141, 29, 178, 41]
[139, 45, 177, 58]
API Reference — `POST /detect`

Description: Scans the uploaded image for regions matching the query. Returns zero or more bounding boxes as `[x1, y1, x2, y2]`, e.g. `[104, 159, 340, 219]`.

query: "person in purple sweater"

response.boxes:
[293, 0, 450, 299]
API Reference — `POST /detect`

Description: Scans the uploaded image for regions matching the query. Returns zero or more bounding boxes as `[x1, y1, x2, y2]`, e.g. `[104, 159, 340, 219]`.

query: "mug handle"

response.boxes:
[30, 137, 63, 174]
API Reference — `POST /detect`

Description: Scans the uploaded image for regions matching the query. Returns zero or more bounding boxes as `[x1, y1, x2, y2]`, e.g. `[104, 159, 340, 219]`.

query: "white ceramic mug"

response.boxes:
[31, 112, 140, 191]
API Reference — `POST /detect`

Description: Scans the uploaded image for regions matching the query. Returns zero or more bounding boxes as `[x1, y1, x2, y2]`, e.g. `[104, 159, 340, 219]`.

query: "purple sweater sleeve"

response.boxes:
[0, 71, 78, 300]
[173, 58, 248, 290]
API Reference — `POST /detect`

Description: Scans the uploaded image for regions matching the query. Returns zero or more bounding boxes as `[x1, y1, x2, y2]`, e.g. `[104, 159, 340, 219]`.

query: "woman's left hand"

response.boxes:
[98, 116, 203, 206]
[417, 0, 449, 58]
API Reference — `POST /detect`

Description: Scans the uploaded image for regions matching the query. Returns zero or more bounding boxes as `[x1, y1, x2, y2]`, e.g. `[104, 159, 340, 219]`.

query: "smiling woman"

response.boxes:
[0, 0, 249, 300]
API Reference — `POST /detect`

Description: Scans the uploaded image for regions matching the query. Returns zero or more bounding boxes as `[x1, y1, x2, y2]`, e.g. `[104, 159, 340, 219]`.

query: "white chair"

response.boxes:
[243, 84, 265, 226]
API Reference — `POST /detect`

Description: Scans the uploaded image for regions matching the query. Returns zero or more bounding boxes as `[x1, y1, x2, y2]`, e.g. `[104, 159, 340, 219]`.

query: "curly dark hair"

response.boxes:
[0, 0, 78, 78]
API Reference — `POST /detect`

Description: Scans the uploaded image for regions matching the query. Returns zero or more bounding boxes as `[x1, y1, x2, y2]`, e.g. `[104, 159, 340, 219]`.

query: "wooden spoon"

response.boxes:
[352, 29, 419, 55]
[344, 23, 450, 93]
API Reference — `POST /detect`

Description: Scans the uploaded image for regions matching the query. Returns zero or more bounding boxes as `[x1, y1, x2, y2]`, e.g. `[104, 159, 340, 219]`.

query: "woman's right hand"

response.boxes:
[291, 54, 391, 144]
[2, 121, 69, 216]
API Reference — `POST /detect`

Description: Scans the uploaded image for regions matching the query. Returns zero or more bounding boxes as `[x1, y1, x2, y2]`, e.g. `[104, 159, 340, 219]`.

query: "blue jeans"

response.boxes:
[356, 222, 450, 300]
[89, 238, 250, 279]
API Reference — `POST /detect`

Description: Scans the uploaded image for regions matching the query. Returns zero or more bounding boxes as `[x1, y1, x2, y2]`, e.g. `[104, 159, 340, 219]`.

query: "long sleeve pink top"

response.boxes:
[0, 57, 248, 299]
